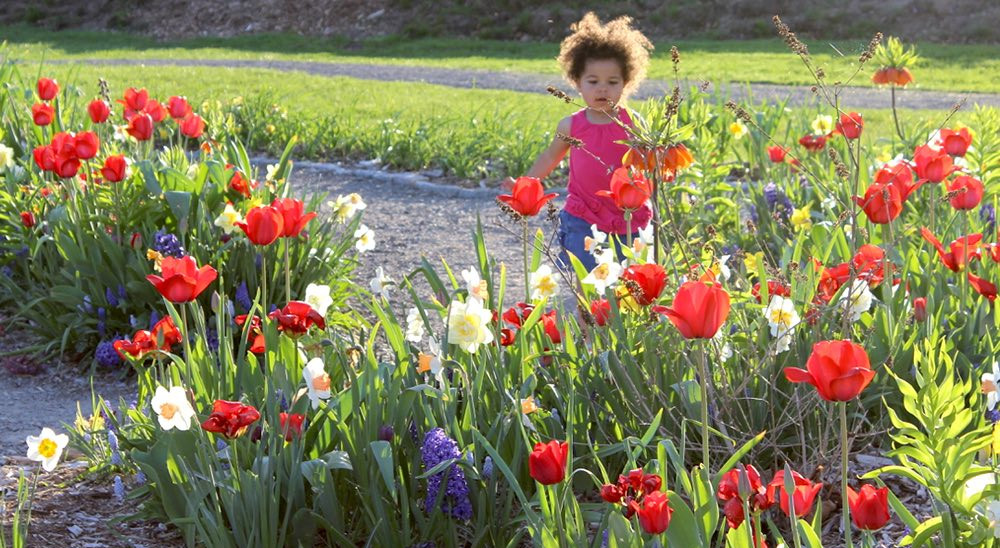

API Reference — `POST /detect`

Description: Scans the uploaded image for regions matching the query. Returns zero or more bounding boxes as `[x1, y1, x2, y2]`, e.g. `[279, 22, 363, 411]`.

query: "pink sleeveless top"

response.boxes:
[564, 108, 652, 234]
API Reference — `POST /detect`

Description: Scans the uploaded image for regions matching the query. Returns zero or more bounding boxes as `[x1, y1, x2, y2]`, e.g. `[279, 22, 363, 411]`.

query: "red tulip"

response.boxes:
[767, 470, 822, 517]
[114, 316, 181, 359]
[101, 155, 129, 182]
[528, 440, 567, 485]
[938, 128, 972, 157]
[53, 153, 80, 179]
[767, 146, 789, 163]
[271, 198, 317, 238]
[751, 280, 791, 304]
[913, 297, 927, 322]
[167, 96, 193, 120]
[126, 113, 154, 141]
[590, 298, 611, 326]
[620, 263, 667, 306]
[237, 205, 283, 245]
[119, 87, 149, 118]
[88, 99, 111, 123]
[499, 328, 515, 346]
[130, 232, 142, 249]
[201, 400, 261, 439]
[501, 302, 533, 329]
[73, 131, 100, 160]
[31, 103, 54, 126]
[279, 412, 306, 441]
[948, 175, 984, 211]
[234, 314, 266, 353]
[151, 316, 183, 348]
[37, 78, 59, 101]
[179, 114, 205, 139]
[655, 280, 730, 339]
[146, 255, 218, 303]
[268, 301, 326, 336]
[600, 483, 625, 503]
[634, 491, 672, 535]
[913, 145, 955, 183]
[920, 228, 982, 272]
[852, 183, 903, 224]
[847, 484, 891, 531]
[20, 211, 35, 228]
[33, 145, 55, 172]
[835, 112, 863, 139]
[968, 272, 997, 302]
[784, 340, 874, 401]
[596, 167, 651, 212]
[143, 99, 167, 123]
[717, 465, 771, 528]
[798, 134, 826, 152]
[661, 143, 693, 172]
[541, 310, 561, 344]
[497, 176, 557, 217]
[873, 160, 921, 202]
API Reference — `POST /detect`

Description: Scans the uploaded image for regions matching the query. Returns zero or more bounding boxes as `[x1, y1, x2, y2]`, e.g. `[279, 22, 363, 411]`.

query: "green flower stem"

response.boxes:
[522, 219, 530, 303]
[284, 238, 291, 305]
[625, 209, 633, 251]
[880, 222, 894, 338]
[181, 304, 194, 387]
[841, 401, 853, 548]
[698, 341, 710, 472]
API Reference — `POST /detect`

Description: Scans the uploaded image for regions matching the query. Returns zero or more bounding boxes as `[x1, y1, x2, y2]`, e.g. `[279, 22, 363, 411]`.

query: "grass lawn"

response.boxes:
[5, 24, 1000, 94]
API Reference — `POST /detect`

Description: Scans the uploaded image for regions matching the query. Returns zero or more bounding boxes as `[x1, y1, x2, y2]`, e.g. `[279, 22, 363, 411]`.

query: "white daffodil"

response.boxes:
[461, 267, 489, 303]
[764, 295, 799, 354]
[417, 336, 444, 381]
[302, 357, 331, 409]
[354, 224, 375, 252]
[0, 144, 14, 169]
[582, 258, 622, 295]
[369, 266, 393, 300]
[304, 283, 333, 316]
[714, 329, 733, 361]
[840, 279, 874, 323]
[330, 193, 367, 223]
[265, 163, 279, 182]
[530, 265, 560, 301]
[987, 500, 1000, 539]
[632, 224, 655, 261]
[447, 297, 494, 353]
[729, 121, 749, 140]
[982, 362, 1000, 410]
[150, 385, 196, 431]
[811, 114, 834, 135]
[26, 427, 69, 472]
[213, 202, 243, 235]
[716, 255, 732, 282]
[113, 124, 128, 142]
[405, 307, 425, 344]
[584, 224, 607, 254]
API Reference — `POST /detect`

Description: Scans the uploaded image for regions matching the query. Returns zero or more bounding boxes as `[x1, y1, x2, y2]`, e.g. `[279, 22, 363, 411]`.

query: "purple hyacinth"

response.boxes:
[113, 475, 125, 501]
[153, 230, 186, 258]
[420, 428, 472, 521]
[97, 307, 107, 337]
[986, 409, 1000, 424]
[105, 287, 119, 308]
[96, 339, 121, 368]
[981, 204, 996, 232]
[235, 281, 252, 312]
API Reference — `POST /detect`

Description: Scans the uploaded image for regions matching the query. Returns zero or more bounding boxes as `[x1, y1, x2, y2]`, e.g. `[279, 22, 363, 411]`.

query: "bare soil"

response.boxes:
[2, 0, 998, 44]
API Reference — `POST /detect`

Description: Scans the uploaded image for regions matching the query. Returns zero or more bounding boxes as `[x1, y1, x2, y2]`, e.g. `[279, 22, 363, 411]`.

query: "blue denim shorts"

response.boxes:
[556, 210, 639, 272]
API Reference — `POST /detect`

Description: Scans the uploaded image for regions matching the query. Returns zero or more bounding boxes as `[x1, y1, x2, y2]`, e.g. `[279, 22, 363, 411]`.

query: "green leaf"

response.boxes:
[664, 490, 704, 547]
[369, 440, 397, 501]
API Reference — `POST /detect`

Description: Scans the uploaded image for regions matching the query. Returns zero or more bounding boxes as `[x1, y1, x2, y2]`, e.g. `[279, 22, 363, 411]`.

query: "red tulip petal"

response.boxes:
[829, 367, 876, 401]
[783, 367, 815, 385]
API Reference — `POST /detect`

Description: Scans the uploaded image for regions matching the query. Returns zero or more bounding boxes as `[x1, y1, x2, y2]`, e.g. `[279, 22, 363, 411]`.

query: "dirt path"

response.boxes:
[55, 58, 1000, 110]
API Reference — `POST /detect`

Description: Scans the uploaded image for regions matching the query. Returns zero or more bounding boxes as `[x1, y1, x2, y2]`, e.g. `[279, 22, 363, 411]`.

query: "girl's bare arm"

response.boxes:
[509, 117, 572, 183]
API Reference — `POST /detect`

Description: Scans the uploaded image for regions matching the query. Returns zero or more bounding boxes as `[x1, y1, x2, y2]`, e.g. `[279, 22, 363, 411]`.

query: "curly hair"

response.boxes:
[557, 12, 654, 97]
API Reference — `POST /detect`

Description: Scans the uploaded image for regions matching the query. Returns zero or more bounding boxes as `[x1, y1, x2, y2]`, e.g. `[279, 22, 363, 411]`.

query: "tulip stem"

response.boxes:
[523, 220, 531, 303]
[841, 401, 853, 548]
[881, 223, 895, 338]
[284, 239, 291, 305]
[698, 341, 710, 472]
[625, 209, 633, 251]
[181, 304, 194, 385]
[890, 86, 905, 143]
[261, 253, 268, 321]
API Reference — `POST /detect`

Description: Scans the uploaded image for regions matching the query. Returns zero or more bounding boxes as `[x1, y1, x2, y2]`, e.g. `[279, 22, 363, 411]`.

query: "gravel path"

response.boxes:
[62, 57, 1000, 110]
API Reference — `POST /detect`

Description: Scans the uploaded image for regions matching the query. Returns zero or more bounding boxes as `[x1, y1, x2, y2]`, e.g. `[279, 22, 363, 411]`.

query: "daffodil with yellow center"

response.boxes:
[521, 396, 539, 415]
[530, 265, 560, 301]
[214, 203, 243, 235]
[729, 121, 748, 139]
[811, 114, 834, 135]
[448, 299, 494, 353]
[790, 205, 812, 231]
[146, 249, 164, 272]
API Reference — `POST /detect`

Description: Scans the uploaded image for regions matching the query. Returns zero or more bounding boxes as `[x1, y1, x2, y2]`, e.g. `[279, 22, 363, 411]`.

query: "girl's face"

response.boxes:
[577, 58, 626, 111]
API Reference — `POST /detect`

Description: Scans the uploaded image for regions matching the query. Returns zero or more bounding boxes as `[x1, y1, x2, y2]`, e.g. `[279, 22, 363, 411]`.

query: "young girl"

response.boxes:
[517, 12, 654, 272]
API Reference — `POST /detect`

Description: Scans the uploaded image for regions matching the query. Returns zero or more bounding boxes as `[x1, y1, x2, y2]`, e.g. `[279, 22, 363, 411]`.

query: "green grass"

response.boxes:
[5, 24, 1000, 94]
[12, 61, 980, 181]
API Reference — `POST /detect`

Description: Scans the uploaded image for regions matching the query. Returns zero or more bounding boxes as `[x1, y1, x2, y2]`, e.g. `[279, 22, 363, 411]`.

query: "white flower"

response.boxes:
[461, 267, 489, 303]
[150, 385, 196, 431]
[354, 224, 375, 252]
[113, 124, 128, 142]
[529, 265, 560, 301]
[405, 307, 425, 344]
[839, 279, 874, 323]
[764, 296, 799, 354]
[717, 255, 732, 282]
[302, 358, 331, 409]
[447, 297, 494, 353]
[714, 329, 733, 361]
[0, 144, 14, 169]
[265, 163, 279, 181]
[417, 336, 444, 381]
[632, 224, 656, 261]
[982, 362, 1000, 410]
[584, 224, 607, 253]
[811, 114, 834, 135]
[581, 259, 622, 295]
[213, 202, 243, 235]
[330, 193, 367, 223]
[987, 500, 1000, 538]
[304, 283, 333, 316]
[26, 427, 69, 472]
[369, 266, 393, 299]
[729, 121, 748, 140]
